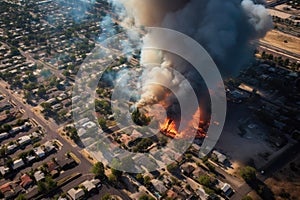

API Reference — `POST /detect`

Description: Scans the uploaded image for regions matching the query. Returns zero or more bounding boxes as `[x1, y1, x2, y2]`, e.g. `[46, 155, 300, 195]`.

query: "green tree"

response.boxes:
[2, 124, 12, 132]
[102, 194, 112, 200]
[37, 86, 47, 97]
[240, 166, 257, 182]
[91, 162, 105, 178]
[241, 196, 253, 200]
[133, 138, 153, 152]
[11, 47, 20, 56]
[111, 168, 122, 179]
[139, 194, 155, 200]
[98, 118, 108, 130]
[45, 176, 57, 190]
[167, 163, 178, 172]
[136, 173, 143, 182]
[0, 147, 6, 157]
[143, 175, 151, 188]
[37, 181, 47, 193]
[131, 109, 151, 126]
[16, 194, 26, 200]
[108, 173, 117, 184]
[41, 102, 52, 113]
[197, 175, 211, 187]
[18, 152, 28, 160]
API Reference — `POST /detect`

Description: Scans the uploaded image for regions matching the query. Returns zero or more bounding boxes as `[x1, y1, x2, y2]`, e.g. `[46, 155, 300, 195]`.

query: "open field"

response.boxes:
[215, 103, 276, 175]
[260, 30, 300, 55]
[267, 8, 291, 19]
[265, 153, 300, 200]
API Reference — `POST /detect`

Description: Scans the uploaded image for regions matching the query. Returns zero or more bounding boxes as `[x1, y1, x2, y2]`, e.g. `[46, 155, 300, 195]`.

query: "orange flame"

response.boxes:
[159, 108, 208, 139]
[160, 118, 179, 138]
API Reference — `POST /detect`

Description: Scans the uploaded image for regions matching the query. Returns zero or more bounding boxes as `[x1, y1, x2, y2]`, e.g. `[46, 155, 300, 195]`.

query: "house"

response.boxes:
[212, 150, 227, 164]
[34, 170, 45, 182]
[221, 183, 234, 197]
[8, 122, 30, 135]
[13, 158, 25, 170]
[0, 166, 10, 176]
[46, 98, 57, 105]
[181, 163, 195, 176]
[34, 146, 45, 158]
[0, 114, 8, 125]
[26, 155, 36, 163]
[18, 135, 31, 146]
[20, 174, 33, 189]
[0, 182, 14, 199]
[0, 132, 9, 140]
[151, 179, 167, 195]
[82, 137, 94, 146]
[91, 179, 101, 188]
[167, 190, 178, 199]
[47, 160, 58, 171]
[196, 188, 209, 200]
[172, 185, 191, 199]
[44, 141, 56, 153]
[51, 103, 62, 111]
[192, 167, 208, 178]
[82, 121, 96, 129]
[57, 157, 77, 170]
[30, 131, 40, 138]
[77, 128, 87, 137]
[67, 188, 85, 200]
[81, 180, 96, 192]
[47, 160, 59, 178]
[7, 144, 18, 154]
[133, 154, 157, 170]
[25, 186, 39, 199]
[0, 182, 21, 199]
[76, 117, 89, 126]
[162, 175, 172, 187]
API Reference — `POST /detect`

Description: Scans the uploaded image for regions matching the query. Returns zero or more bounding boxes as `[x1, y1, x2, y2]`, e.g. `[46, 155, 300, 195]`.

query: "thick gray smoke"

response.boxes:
[109, 0, 272, 107]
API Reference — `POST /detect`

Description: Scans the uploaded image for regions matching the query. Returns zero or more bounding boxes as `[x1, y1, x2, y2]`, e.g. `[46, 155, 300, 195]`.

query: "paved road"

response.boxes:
[266, 0, 288, 8]
[0, 41, 65, 80]
[0, 80, 91, 176]
[257, 141, 300, 181]
[258, 41, 300, 62]
[0, 81, 131, 199]
[208, 161, 250, 200]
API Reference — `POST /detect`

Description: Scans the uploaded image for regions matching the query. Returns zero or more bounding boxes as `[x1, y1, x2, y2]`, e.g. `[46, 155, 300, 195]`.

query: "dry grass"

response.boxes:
[248, 191, 263, 200]
[265, 154, 300, 200]
[260, 30, 300, 55]
[81, 149, 97, 165]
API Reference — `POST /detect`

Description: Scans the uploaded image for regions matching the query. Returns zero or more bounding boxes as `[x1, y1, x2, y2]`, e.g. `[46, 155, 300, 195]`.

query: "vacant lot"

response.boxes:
[215, 103, 276, 175]
[265, 153, 300, 200]
[260, 30, 300, 55]
[267, 9, 291, 19]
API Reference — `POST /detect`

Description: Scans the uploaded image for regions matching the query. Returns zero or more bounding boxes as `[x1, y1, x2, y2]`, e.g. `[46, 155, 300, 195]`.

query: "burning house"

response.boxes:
[106, 0, 272, 143]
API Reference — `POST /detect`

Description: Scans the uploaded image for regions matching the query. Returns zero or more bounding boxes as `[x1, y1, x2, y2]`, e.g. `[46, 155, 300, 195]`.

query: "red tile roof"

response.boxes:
[20, 174, 33, 188]
[0, 182, 12, 193]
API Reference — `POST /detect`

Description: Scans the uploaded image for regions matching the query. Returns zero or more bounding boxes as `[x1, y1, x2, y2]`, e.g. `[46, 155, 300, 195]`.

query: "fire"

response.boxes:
[160, 118, 179, 138]
[159, 108, 208, 139]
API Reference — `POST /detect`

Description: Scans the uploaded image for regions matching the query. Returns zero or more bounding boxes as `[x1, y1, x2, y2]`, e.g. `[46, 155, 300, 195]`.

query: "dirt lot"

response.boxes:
[260, 30, 300, 55]
[215, 103, 276, 175]
[264, 153, 300, 200]
[267, 9, 291, 19]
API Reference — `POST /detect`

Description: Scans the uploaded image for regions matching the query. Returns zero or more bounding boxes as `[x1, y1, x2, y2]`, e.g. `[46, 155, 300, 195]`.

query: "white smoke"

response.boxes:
[107, 0, 272, 106]
[241, 0, 273, 36]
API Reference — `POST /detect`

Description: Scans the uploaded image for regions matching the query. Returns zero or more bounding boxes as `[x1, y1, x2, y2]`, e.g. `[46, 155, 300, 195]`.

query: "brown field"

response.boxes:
[264, 154, 300, 200]
[260, 30, 300, 55]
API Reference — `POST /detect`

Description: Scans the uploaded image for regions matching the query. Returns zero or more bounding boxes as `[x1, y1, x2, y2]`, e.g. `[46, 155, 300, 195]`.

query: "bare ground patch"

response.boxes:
[260, 30, 300, 55]
[265, 153, 300, 200]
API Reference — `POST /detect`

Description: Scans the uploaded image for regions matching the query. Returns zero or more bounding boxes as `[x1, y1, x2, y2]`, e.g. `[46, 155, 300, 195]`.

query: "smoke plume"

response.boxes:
[108, 0, 272, 107]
